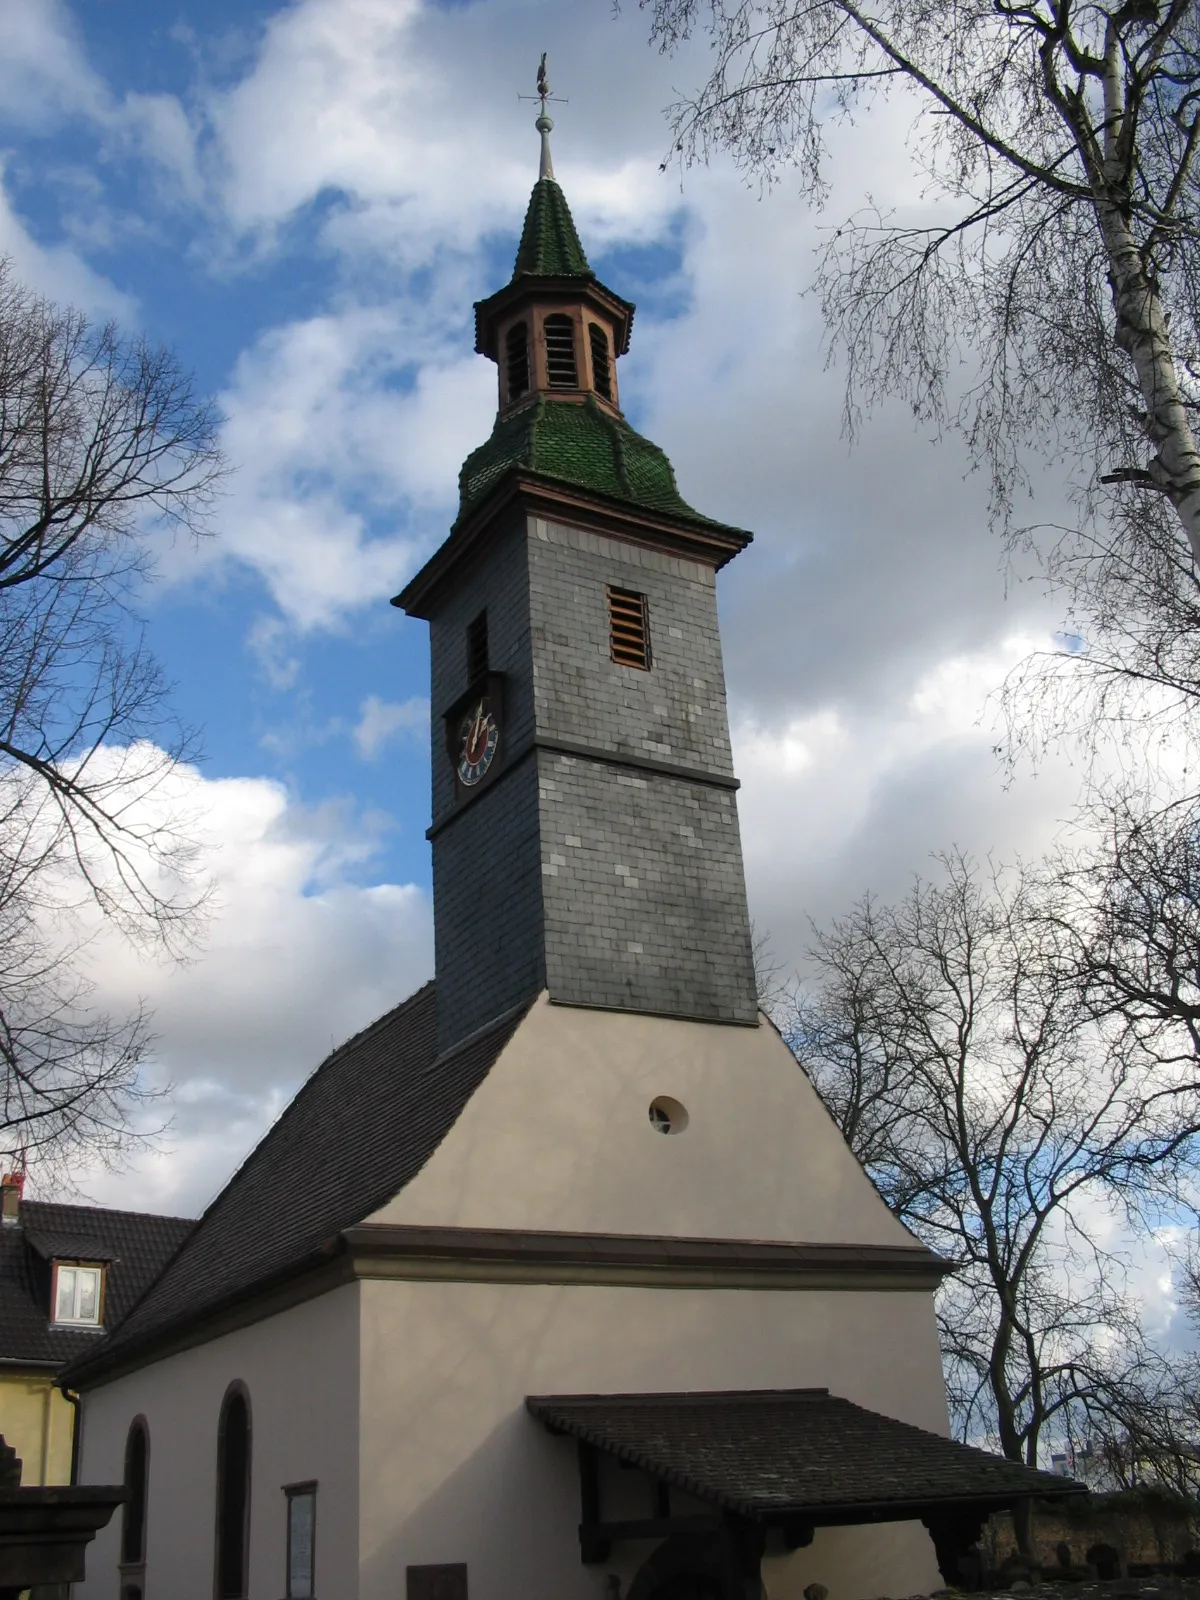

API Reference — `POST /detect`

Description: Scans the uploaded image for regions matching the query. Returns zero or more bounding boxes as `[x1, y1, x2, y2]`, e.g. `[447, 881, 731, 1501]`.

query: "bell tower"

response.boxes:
[396, 68, 759, 1051]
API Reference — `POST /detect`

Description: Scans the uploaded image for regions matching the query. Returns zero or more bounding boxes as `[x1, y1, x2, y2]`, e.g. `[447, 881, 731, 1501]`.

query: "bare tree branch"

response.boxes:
[0, 260, 224, 1175]
[778, 849, 1200, 1543]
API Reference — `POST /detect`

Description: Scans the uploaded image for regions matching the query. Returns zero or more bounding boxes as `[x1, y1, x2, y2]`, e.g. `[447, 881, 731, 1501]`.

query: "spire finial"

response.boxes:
[535, 53, 555, 182]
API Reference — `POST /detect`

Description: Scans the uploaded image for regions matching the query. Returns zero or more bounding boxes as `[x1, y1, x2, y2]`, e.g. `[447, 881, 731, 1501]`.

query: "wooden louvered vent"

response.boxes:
[544, 315, 578, 388]
[505, 322, 529, 401]
[607, 586, 651, 670]
[589, 323, 612, 401]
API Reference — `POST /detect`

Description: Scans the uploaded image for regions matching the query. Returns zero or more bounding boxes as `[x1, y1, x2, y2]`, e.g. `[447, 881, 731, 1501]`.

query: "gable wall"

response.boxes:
[357, 1274, 947, 1600]
[74, 1283, 359, 1600]
[369, 996, 916, 1245]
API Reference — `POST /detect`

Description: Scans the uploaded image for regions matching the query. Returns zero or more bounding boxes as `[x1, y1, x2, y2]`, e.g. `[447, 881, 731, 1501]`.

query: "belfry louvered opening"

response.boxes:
[589, 323, 612, 401]
[544, 315, 579, 388]
[467, 610, 488, 684]
[505, 322, 529, 401]
[607, 586, 651, 670]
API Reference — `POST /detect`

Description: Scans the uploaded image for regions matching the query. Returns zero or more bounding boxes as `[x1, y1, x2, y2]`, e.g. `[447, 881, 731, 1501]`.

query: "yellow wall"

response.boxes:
[0, 1370, 74, 1485]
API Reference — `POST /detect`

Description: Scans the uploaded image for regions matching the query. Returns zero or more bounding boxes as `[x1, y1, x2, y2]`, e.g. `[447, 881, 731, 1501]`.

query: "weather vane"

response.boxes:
[518, 53, 567, 181]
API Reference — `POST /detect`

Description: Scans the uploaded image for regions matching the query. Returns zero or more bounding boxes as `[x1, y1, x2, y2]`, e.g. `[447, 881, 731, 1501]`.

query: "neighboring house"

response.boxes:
[0, 1172, 191, 1485]
[65, 116, 1081, 1600]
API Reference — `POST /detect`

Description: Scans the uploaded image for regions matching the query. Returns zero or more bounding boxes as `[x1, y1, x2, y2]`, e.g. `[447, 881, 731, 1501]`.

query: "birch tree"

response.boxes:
[642, 0, 1200, 632]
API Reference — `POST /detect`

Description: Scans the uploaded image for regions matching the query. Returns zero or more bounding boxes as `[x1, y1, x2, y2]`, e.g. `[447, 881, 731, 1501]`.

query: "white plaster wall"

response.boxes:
[368, 997, 917, 1246]
[358, 1276, 947, 1600]
[75, 1284, 359, 1600]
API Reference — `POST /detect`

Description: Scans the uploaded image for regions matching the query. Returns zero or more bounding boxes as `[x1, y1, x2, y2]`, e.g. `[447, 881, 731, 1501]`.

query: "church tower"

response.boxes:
[396, 87, 759, 1050]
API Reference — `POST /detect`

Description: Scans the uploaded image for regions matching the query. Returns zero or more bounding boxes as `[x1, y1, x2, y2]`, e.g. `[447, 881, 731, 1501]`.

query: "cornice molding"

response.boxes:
[394, 476, 751, 621]
[67, 1226, 950, 1390]
[425, 735, 740, 841]
[343, 1224, 952, 1294]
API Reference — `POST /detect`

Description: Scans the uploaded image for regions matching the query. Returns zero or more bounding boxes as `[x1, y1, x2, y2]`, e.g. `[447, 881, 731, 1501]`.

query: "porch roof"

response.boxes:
[526, 1388, 1083, 1524]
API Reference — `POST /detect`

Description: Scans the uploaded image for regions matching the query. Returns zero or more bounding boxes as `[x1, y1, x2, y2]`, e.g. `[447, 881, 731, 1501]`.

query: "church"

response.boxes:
[65, 91, 1073, 1600]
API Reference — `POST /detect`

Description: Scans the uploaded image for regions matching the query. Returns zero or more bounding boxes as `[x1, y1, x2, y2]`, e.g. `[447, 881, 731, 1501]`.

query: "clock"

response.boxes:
[444, 671, 505, 798]
[456, 700, 500, 787]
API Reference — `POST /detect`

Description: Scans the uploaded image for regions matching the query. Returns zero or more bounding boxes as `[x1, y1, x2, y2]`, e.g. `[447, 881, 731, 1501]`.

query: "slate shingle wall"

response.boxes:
[429, 513, 533, 828]
[430, 509, 758, 1046]
[537, 752, 758, 1022]
[434, 758, 546, 1047]
[528, 517, 735, 775]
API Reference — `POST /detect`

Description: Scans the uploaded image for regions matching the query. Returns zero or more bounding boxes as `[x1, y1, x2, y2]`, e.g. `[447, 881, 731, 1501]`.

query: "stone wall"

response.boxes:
[984, 1494, 1199, 1571]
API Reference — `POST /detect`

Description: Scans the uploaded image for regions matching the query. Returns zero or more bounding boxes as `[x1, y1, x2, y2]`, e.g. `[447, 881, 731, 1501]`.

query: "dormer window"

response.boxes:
[589, 323, 612, 401]
[544, 315, 578, 387]
[53, 1261, 104, 1326]
[505, 322, 529, 402]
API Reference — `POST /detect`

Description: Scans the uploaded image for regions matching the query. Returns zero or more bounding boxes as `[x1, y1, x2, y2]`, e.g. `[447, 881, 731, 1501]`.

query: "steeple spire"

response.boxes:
[535, 53, 555, 182]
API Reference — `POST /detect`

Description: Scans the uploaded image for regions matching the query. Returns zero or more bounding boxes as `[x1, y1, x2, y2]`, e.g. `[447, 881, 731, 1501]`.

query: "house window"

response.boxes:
[505, 322, 529, 401]
[589, 323, 612, 401]
[120, 1417, 149, 1596]
[607, 586, 651, 670]
[408, 1566, 468, 1600]
[216, 1386, 251, 1600]
[52, 1263, 104, 1326]
[285, 1482, 317, 1599]
[466, 610, 488, 685]
[543, 315, 578, 387]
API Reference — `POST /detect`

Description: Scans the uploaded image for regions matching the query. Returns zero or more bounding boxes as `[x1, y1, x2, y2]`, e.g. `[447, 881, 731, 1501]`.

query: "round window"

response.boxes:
[648, 1096, 689, 1135]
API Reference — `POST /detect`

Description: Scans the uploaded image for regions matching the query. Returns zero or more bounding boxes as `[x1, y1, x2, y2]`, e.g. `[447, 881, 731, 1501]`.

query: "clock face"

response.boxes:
[456, 700, 500, 787]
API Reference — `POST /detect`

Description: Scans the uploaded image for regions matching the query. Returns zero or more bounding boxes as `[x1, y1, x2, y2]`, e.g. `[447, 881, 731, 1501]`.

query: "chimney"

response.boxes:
[1, 1172, 24, 1227]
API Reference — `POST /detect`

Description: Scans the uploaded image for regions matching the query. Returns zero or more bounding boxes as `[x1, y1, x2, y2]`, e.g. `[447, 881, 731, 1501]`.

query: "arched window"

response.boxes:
[121, 1417, 149, 1561]
[543, 315, 578, 388]
[215, 1385, 251, 1600]
[504, 321, 529, 401]
[589, 323, 613, 401]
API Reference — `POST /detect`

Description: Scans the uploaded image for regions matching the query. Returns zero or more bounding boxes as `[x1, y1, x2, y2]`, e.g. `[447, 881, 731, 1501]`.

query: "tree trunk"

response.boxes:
[1098, 202, 1200, 566]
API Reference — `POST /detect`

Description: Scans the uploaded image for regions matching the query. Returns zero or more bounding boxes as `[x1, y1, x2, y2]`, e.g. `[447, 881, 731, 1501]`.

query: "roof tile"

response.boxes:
[66, 984, 530, 1382]
[0, 1203, 192, 1369]
[456, 396, 746, 538]
[513, 179, 592, 279]
[526, 1390, 1081, 1517]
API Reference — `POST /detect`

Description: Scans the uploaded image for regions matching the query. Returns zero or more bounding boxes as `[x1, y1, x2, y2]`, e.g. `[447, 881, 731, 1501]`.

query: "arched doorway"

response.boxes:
[646, 1575, 726, 1600]
[626, 1533, 745, 1600]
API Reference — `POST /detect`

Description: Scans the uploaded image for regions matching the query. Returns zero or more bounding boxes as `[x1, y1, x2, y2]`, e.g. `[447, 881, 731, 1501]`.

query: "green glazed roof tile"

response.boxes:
[455, 396, 741, 535]
[513, 179, 592, 279]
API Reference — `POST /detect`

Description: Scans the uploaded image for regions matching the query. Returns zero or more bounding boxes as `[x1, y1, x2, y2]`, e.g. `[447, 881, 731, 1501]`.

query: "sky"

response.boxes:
[0, 0, 1103, 1227]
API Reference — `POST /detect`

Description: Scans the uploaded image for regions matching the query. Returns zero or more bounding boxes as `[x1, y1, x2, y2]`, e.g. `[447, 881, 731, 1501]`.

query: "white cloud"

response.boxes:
[0, 0, 107, 129]
[354, 694, 427, 760]
[171, 303, 494, 630]
[733, 634, 1086, 969]
[205, 0, 683, 256]
[51, 756, 432, 1217]
[0, 163, 136, 321]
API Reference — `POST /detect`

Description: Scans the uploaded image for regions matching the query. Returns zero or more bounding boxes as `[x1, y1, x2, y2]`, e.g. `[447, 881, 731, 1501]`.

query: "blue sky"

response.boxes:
[1, 1, 714, 904]
[1, 0, 1121, 1265]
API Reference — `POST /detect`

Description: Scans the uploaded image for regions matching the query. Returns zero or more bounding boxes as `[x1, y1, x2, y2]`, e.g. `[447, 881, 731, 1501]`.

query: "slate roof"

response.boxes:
[0, 1202, 192, 1370]
[455, 395, 749, 540]
[513, 178, 592, 279]
[526, 1389, 1083, 1519]
[65, 983, 531, 1384]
